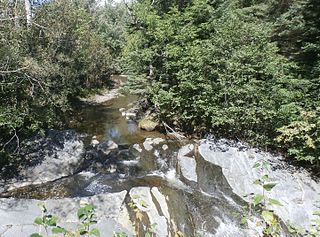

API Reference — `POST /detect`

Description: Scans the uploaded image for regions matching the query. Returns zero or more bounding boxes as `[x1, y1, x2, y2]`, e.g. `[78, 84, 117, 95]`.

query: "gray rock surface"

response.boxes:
[97, 140, 118, 156]
[129, 187, 173, 236]
[177, 144, 197, 183]
[142, 138, 165, 151]
[0, 191, 134, 237]
[198, 139, 320, 230]
[0, 130, 85, 192]
[178, 156, 198, 183]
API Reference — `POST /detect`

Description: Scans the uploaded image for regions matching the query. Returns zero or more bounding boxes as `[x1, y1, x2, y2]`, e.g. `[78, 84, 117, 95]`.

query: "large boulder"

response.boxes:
[0, 130, 85, 192]
[0, 191, 134, 237]
[198, 139, 320, 230]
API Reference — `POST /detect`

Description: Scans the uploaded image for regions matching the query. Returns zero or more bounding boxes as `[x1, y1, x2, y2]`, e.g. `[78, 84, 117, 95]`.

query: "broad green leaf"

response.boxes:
[263, 183, 277, 191]
[30, 234, 43, 237]
[47, 215, 58, 226]
[34, 217, 43, 225]
[52, 226, 67, 234]
[253, 194, 264, 206]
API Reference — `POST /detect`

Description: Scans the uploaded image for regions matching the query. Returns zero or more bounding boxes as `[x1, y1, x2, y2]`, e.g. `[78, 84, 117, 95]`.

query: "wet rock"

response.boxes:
[132, 144, 142, 153]
[97, 140, 118, 156]
[0, 191, 133, 237]
[91, 136, 99, 147]
[198, 139, 320, 230]
[162, 144, 169, 151]
[142, 138, 165, 152]
[79, 88, 119, 104]
[178, 144, 194, 158]
[143, 138, 154, 151]
[138, 117, 159, 132]
[129, 187, 173, 236]
[0, 130, 84, 192]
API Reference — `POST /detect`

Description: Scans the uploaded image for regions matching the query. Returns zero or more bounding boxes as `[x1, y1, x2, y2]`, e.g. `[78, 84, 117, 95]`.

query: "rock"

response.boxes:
[79, 88, 119, 104]
[132, 144, 142, 153]
[97, 140, 118, 156]
[138, 117, 159, 132]
[198, 139, 320, 230]
[0, 191, 134, 237]
[142, 138, 165, 151]
[129, 187, 173, 236]
[178, 144, 194, 158]
[143, 138, 154, 151]
[0, 130, 85, 192]
[152, 137, 165, 145]
[162, 144, 169, 150]
[178, 156, 198, 183]
[91, 136, 99, 147]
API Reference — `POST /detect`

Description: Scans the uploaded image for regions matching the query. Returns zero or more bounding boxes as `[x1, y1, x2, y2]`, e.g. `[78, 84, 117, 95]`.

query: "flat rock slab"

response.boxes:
[178, 156, 198, 183]
[129, 187, 173, 236]
[0, 191, 134, 237]
[0, 130, 85, 192]
[198, 139, 320, 230]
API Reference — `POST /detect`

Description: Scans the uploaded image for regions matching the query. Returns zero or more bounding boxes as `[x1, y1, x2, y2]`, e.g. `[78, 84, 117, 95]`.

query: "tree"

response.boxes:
[24, 0, 32, 27]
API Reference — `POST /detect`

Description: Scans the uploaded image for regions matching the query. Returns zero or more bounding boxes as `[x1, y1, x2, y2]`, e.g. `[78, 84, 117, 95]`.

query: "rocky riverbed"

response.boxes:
[1, 87, 319, 237]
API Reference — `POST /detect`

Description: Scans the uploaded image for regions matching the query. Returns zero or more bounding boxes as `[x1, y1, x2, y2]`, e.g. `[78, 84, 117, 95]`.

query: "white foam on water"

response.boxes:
[120, 160, 139, 166]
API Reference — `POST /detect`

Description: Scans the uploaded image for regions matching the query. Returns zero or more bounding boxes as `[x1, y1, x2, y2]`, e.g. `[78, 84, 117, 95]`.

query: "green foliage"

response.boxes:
[0, 0, 127, 158]
[123, 0, 320, 165]
[31, 202, 100, 237]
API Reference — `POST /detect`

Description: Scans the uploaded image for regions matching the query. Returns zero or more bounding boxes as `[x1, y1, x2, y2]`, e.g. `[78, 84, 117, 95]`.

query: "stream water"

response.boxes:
[3, 90, 252, 236]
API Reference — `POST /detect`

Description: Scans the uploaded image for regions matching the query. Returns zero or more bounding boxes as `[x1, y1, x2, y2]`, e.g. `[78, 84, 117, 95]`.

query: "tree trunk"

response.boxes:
[24, 0, 32, 27]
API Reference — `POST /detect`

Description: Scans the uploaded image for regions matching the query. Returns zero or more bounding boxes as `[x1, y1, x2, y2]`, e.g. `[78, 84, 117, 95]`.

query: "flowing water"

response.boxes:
[4, 88, 251, 236]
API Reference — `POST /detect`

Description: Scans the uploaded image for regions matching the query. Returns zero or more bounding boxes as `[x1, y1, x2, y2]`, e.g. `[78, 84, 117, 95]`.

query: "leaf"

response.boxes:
[90, 228, 101, 236]
[253, 194, 264, 206]
[30, 234, 43, 237]
[47, 215, 58, 226]
[261, 210, 275, 224]
[263, 183, 277, 191]
[77, 208, 87, 219]
[52, 226, 67, 234]
[34, 217, 43, 225]
[252, 162, 261, 169]
[268, 198, 282, 206]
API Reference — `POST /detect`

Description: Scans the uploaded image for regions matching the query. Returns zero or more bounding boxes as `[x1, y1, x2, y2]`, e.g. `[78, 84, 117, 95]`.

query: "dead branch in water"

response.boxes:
[162, 122, 186, 141]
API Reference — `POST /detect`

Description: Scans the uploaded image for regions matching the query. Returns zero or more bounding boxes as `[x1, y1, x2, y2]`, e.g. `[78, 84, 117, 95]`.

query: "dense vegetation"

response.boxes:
[0, 0, 127, 158]
[122, 0, 320, 165]
[1, 0, 319, 166]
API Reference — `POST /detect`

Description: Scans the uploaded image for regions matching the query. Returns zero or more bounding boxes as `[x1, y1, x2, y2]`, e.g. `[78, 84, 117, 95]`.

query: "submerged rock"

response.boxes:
[138, 117, 159, 131]
[0, 130, 85, 192]
[198, 139, 320, 231]
[0, 191, 133, 237]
